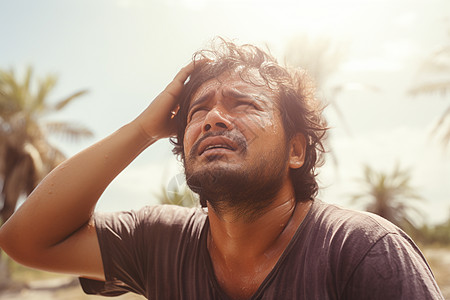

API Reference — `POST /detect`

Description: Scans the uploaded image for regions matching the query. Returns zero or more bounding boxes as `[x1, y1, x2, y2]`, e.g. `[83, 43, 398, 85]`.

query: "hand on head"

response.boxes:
[134, 60, 207, 141]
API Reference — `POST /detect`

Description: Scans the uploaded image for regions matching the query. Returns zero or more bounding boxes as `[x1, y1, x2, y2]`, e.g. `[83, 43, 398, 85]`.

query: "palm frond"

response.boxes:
[431, 106, 450, 148]
[407, 33, 450, 147]
[43, 146, 66, 170]
[154, 184, 199, 208]
[0, 66, 92, 224]
[33, 75, 57, 113]
[52, 89, 89, 111]
[45, 121, 94, 141]
[0, 69, 23, 109]
[22, 66, 33, 99]
[284, 34, 345, 88]
[408, 81, 450, 96]
[442, 123, 450, 149]
[351, 163, 425, 232]
[407, 32, 450, 97]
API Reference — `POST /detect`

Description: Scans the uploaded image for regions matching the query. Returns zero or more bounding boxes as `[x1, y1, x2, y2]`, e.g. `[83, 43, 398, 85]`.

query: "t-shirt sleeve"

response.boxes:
[341, 232, 444, 300]
[79, 208, 149, 296]
[79, 205, 200, 297]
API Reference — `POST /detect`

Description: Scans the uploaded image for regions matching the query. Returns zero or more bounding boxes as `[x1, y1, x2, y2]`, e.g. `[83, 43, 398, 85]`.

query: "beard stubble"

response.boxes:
[184, 130, 290, 221]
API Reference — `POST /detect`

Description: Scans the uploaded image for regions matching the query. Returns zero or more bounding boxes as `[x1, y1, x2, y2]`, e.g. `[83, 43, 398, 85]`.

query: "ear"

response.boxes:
[288, 133, 306, 169]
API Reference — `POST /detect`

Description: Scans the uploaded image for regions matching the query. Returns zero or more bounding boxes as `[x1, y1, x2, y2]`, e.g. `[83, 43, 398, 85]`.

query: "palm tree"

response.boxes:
[155, 173, 199, 208]
[156, 185, 199, 208]
[284, 34, 380, 169]
[284, 34, 345, 91]
[0, 66, 93, 285]
[407, 28, 450, 148]
[351, 164, 424, 232]
[284, 34, 344, 168]
[284, 34, 380, 135]
[0, 66, 93, 224]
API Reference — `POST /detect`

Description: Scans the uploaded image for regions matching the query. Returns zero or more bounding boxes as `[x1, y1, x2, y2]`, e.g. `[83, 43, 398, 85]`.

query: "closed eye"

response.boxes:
[236, 100, 259, 110]
[188, 107, 209, 122]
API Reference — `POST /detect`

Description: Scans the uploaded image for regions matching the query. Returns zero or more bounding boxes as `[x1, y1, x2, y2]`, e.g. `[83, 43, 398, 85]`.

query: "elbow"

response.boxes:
[0, 221, 15, 255]
[0, 219, 60, 271]
[0, 221, 8, 250]
[0, 226, 40, 269]
[0, 221, 29, 264]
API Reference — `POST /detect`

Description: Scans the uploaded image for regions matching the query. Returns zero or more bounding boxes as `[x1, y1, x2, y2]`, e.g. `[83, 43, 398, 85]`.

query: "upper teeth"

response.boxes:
[205, 144, 231, 151]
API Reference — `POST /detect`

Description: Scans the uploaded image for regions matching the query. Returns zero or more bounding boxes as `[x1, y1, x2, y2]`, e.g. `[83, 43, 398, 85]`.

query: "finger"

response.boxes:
[173, 58, 209, 82]
[173, 60, 197, 82]
[163, 61, 196, 99]
[163, 59, 209, 99]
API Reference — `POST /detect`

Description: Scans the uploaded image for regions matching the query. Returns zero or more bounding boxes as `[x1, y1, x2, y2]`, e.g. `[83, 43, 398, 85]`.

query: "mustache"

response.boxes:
[189, 130, 248, 158]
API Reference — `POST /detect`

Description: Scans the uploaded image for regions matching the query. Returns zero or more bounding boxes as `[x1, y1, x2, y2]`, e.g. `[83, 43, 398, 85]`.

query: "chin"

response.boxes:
[185, 163, 241, 195]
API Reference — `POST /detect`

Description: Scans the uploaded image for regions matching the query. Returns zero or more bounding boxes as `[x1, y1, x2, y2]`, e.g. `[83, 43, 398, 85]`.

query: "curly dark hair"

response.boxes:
[170, 38, 327, 205]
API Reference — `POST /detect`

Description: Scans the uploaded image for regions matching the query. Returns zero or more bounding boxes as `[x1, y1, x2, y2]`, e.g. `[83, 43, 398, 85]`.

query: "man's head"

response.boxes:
[171, 39, 327, 209]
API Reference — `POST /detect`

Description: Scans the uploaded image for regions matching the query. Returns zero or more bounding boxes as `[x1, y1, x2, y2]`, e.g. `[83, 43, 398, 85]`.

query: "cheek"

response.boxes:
[183, 122, 202, 155]
[238, 111, 281, 140]
[245, 108, 276, 127]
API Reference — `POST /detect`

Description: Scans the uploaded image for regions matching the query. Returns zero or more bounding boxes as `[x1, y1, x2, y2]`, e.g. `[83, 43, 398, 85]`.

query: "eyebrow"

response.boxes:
[188, 87, 270, 113]
[188, 90, 215, 113]
[222, 88, 252, 99]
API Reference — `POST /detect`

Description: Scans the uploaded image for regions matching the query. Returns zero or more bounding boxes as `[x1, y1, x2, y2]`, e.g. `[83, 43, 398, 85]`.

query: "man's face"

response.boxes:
[183, 71, 292, 210]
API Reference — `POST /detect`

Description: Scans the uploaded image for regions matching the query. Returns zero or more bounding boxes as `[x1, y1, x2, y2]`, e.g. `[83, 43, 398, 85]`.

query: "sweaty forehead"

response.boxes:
[189, 72, 276, 107]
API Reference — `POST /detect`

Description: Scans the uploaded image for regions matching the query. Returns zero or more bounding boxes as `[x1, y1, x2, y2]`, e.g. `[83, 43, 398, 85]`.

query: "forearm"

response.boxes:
[0, 120, 153, 255]
[0, 61, 196, 277]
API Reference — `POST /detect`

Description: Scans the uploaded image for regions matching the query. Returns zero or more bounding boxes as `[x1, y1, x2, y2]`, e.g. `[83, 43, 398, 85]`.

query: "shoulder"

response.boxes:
[305, 201, 443, 299]
[303, 200, 420, 276]
[93, 205, 208, 240]
[309, 200, 406, 244]
[95, 204, 207, 224]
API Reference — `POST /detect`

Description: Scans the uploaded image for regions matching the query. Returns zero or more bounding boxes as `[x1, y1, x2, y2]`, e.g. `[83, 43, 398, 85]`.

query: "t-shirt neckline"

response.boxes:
[200, 200, 317, 300]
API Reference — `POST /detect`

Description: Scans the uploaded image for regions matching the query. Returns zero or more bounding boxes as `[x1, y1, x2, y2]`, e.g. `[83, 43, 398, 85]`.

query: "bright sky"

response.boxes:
[1, 0, 449, 224]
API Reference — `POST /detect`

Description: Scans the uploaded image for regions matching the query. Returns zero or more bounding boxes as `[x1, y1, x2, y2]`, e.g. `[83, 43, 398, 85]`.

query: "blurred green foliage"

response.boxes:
[416, 216, 450, 245]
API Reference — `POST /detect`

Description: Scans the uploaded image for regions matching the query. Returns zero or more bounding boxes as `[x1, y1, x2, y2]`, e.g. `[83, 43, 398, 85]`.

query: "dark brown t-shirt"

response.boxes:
[80, 200, 443, 299]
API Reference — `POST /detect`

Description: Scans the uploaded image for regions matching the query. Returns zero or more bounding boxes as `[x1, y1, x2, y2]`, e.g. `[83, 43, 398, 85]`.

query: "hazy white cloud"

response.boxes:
[394, 12, 417, 28]
[116, 0, 145, 8]
[382, 39, 421, 60]
[342, 58, 403, 72]
[3, 0, 448, 225]
[319, 125, 450, 224]
[96, 145, 182, 212]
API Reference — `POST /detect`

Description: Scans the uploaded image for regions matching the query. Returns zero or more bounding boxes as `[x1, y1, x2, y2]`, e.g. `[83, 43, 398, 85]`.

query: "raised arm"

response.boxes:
[0, 62, 196, 280]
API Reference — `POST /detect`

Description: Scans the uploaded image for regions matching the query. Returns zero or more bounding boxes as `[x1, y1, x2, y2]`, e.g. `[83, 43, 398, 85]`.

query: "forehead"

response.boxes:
[189, 71, 277, 107]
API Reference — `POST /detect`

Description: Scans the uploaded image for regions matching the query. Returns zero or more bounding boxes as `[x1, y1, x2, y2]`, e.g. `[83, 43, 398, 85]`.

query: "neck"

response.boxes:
[201, 174, 291, 224]
[207, 179, 311, 266]
[206, 180, 312, 300]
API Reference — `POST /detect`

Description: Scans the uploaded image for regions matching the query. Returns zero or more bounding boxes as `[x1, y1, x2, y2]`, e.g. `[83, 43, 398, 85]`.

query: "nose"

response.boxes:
[202, 107, 233, 133]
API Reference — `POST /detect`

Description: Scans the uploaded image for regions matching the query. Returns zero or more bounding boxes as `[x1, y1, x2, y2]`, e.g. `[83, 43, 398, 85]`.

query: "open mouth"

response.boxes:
[198, 136, 238, 156]
[202, 144, 234, 154]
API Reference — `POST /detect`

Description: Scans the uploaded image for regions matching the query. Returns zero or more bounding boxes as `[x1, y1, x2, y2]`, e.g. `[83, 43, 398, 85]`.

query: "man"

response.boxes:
[0, 40, 444, 299]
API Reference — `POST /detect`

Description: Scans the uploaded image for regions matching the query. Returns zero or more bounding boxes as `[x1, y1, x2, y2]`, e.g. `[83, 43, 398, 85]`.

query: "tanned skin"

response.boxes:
[183, 72, 311, 299]
[0, 63, 312, 300]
